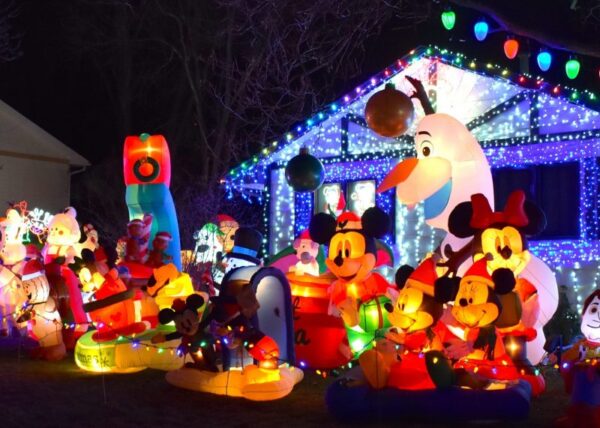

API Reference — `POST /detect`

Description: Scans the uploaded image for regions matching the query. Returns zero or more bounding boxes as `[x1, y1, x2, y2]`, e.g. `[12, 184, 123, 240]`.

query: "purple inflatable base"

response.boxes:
[326, 379, 532, 422]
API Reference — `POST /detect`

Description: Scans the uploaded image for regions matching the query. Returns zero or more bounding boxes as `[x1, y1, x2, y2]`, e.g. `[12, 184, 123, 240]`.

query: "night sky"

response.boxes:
[0, 0, 598, 165]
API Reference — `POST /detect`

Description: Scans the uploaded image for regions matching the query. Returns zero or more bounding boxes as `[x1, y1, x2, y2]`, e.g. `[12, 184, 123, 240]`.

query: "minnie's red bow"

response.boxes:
[470, 190, 529, 229]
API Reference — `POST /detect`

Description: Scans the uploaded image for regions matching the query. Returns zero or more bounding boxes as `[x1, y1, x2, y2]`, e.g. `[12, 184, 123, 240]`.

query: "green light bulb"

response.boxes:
[441, 10, 456, 30]
[565, 59, 580, 80]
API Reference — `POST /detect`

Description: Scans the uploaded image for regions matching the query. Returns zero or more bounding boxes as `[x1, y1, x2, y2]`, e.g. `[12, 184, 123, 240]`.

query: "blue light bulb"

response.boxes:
[537, 51, 552, 72]
[474, 21, 488, 41]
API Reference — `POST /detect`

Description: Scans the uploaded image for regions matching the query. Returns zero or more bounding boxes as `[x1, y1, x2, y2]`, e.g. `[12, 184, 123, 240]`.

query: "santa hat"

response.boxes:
[216, 214, 238, 227]
[336, 211, 361, 231]
[463, 258, 493, 287]
[171, 298, 187, 313]
[21, 260, 44, 281]
[155, 231, 172, 241]
[127, 218, 144, 228]
[405, 257, 438, 296]
[299, 229, 312, 240]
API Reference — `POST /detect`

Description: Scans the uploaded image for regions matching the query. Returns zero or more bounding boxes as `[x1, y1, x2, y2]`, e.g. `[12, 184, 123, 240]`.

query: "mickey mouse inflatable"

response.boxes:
[309, 207, 395, 355]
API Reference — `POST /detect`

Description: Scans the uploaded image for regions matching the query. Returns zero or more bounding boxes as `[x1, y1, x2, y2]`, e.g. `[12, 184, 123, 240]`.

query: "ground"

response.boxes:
[0, 340, 569, 428]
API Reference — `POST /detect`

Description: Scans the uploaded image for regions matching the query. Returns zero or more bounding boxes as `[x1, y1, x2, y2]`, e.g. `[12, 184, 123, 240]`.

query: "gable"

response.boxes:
[0, 99, 89, 167]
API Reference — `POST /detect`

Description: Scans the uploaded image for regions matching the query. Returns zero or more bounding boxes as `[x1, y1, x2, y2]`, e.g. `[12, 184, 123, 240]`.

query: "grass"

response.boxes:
[0, 339, 569, 428]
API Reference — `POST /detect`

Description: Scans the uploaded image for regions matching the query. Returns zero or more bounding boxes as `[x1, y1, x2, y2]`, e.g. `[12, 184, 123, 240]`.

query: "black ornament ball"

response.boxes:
[285, 148, 325, 192]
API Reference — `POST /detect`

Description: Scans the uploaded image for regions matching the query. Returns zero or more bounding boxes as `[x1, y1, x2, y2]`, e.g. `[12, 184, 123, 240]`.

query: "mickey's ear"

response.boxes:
[361, 207, 390, 238]
[158, 308, 176, 325]
[81, 248, 96, 264]
[492, 268, 516, 295]
[395, 265, 415, 289]
[522, 201, 546, 236]
[434, 276, 460, 303]
[186, 294, 205, 311]
[448, 202, 475, 238]
[309, 213, 337, 244]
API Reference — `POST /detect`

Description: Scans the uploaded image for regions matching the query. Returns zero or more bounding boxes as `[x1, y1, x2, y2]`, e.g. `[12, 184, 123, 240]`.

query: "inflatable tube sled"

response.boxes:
[325, 379, 532, 423]
[74, 327, 183, 373]
[166, 365, 304, 401]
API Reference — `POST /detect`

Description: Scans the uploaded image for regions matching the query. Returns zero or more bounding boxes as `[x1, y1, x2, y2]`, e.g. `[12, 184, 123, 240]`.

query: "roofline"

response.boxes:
[0, 98, 90, 167]
[226, 44, 599, 179]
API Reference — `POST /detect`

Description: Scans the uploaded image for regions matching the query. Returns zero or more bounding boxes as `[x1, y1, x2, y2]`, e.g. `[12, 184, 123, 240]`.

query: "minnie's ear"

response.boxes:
[492, 268, 516, 295]
[522, 201, 546, 236]
[158, 308, 176, 325]
[186, 294, 205, 311]
[309, 213, 337, 244]
[434, 276, 460, 303]
[448, 201, 476, 238]
[361, 207, 390, 238]
[395, 265, 414, 289]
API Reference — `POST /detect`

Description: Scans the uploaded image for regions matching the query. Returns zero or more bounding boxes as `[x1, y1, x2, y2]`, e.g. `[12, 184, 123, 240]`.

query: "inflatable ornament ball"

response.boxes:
[285, 148, 325, 192]
[364, 83, 414, 138]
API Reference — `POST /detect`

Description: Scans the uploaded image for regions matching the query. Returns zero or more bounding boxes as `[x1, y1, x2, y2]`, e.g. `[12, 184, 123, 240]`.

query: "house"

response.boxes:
[225, 45, 600, 311]
[0, 98, 89, 213]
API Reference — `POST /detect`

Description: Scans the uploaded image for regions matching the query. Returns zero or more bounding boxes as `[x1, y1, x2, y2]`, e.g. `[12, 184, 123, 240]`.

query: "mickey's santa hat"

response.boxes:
[462, 258, 493, 288]
[405, 257, 438, 296]
[226, 227, 262, 265]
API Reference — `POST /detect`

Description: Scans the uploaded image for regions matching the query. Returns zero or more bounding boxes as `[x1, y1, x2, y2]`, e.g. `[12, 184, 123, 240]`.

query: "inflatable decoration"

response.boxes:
[193, 223, 223, 265]
[364, 83, 414, 138]
[144, 263, 196, 310]
[222, 227, 263, 276]
[439, 259, 522, 383]
[216, 214, 239, 255]
[160, 265, 302, 400]
[378, 83, 557, 364]
[557, 290, 600, 427]
[268, 229, 327, 276]
[359, 258, 453, 390]
[17, 260, 67, 360]
[449, 190, 547, 395]
[287, 271, 349, 369]
[309, 207, 395, 357]
[0, 206, 28, 335]
[117, 214, 154, 279]
[0, 207, 67, 360]
[289, 230, 320, 277]
[79, 268, 147, 342]
[146, 231, 173, 268]
[285, 147, 325, 192]
[42, 207, 83, 265]
[124, 133, 181, 269]
[327, 258, 533, 422]
[74, 327, 184, 373]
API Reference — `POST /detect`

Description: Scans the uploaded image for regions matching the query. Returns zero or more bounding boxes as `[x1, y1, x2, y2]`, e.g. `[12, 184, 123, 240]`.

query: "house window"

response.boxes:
[492, 162, 580, 240]
[314, 180, 377, 218]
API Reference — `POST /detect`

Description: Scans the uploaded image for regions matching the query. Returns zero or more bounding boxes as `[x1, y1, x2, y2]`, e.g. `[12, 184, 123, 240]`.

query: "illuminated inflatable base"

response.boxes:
[326, 380, 532, 422]
[74, 328, 183, 373]
[165, 365, 304, 401]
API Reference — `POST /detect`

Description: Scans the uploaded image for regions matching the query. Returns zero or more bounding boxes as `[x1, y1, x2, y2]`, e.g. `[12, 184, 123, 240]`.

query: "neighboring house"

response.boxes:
[0, 98, 89, 213]
[225, 45, 600, 311]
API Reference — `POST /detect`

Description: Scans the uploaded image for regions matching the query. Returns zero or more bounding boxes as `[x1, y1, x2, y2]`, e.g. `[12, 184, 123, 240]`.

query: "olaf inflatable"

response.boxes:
[378, 78, 558, 364]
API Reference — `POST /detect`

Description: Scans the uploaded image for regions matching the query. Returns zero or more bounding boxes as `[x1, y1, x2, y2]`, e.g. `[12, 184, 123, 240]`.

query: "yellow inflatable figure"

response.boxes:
[144, 264, 196, 310]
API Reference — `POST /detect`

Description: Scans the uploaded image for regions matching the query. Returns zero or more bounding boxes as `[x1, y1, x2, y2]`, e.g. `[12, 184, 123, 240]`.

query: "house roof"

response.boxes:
[0, 98, 89, 167]
[225, 45, 600, 198]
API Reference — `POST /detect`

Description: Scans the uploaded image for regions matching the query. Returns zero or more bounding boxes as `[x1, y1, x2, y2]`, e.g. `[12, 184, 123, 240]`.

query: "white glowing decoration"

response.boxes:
[349, 181, 376, 217]
[192, 223, 223, 265]
[25, 207, 53, 238]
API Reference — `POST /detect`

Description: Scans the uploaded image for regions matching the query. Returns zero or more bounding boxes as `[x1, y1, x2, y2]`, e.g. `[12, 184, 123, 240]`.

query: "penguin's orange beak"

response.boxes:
[377, 158, 418, 193]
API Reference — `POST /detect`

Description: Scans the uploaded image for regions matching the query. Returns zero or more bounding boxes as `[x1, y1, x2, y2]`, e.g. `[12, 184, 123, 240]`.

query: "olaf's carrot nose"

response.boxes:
[377, 158, 419, 193]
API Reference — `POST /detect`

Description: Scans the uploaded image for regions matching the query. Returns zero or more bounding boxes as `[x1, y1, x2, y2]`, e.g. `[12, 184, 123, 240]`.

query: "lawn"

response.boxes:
[0, 339, 569, 428]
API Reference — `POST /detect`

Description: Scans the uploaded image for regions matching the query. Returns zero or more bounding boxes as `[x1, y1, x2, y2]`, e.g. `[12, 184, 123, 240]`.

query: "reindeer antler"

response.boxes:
[406, 76, 435, 115]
